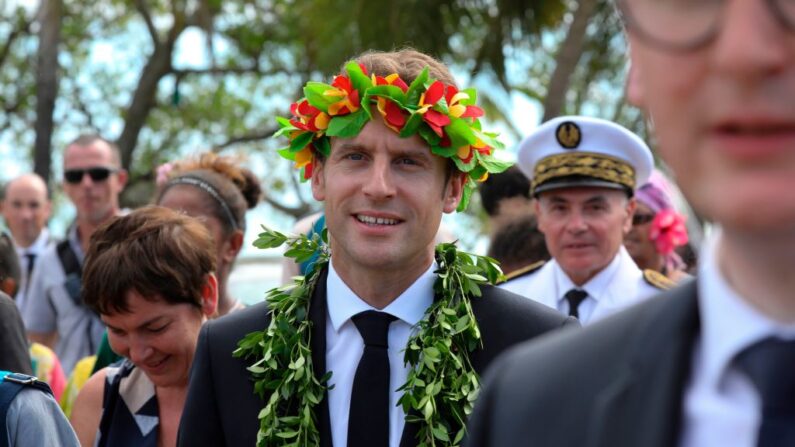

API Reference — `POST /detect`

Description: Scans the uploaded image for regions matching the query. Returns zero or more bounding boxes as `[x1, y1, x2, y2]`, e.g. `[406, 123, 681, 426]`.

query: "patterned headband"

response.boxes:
[163, 176, 239, 231]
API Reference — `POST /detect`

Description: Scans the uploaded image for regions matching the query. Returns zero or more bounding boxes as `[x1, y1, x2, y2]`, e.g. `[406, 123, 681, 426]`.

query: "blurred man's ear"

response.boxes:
[626, 59, 646, 109]
[0, 278, 17, 297]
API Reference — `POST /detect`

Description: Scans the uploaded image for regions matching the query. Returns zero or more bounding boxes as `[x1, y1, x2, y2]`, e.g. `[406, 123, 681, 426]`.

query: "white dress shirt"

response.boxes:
[501, 247, 660, 325]
[326, 260, 435, 447]
[12, 228, 51, 313]
[680, 230, 795, 447]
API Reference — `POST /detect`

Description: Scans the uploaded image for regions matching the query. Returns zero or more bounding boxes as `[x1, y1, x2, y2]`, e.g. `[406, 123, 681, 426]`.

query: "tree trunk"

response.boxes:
[33, 0, 62, 183]
[541, 0, 599, 122]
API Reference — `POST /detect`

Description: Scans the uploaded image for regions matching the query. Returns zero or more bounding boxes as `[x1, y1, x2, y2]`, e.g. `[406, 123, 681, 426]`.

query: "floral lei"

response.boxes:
[274, 60, 512, 211]
[234, 227, 505, 446]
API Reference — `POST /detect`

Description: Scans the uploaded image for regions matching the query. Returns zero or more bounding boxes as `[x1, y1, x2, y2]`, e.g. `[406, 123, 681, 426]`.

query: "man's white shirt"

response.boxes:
[500, 246, 659, 325]
[12, 228, 51, 314]
[680, 230, 795, 447]
[326, 260, 435, 447]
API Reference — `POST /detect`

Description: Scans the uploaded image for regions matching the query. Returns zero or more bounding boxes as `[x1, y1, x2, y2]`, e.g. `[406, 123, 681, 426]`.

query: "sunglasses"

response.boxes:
[632, 213, 655, 226]
[64, 167, 118, 184]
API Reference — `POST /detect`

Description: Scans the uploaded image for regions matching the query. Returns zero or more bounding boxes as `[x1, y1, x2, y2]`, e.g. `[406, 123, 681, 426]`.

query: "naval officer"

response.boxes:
[501, 116, 672, 325]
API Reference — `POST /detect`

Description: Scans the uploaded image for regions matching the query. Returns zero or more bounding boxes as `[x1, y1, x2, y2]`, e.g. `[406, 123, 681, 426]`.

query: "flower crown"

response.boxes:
[274, 60, 512, 211]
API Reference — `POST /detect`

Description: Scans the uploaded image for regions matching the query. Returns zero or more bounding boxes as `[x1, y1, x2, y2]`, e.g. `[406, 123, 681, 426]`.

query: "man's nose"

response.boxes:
[362, 159, 396, 200]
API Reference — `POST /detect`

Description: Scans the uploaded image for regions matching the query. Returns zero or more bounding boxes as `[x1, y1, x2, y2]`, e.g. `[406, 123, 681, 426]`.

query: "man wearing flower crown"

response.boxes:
[178, 49, 576, 447]
[500, 116, 673, 326]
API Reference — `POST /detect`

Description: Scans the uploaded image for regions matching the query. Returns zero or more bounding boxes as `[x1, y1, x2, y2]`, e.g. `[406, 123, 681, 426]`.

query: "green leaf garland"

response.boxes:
[236, 227, 504, 447]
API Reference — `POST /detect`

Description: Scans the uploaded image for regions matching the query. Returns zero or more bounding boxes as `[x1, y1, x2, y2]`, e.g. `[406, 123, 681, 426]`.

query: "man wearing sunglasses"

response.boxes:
[23, 134, 127, 375]
[500, 116, 672, 326]
[466, 1, 795, 446]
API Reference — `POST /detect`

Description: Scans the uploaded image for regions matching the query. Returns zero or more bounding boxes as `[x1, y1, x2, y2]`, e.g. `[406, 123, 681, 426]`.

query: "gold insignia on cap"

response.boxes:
[556, 121, 581, 149]
[531, 151, 636, 194]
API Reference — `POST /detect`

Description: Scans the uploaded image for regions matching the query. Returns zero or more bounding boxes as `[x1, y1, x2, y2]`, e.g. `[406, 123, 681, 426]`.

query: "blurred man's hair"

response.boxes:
[479, 166, 531, 217]
[488, 215, 550, 275]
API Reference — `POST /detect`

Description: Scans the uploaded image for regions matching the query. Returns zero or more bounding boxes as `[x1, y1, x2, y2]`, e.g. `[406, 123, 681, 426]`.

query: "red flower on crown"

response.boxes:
[325, 75, 360, 116]
[289, 100, 329, 133]
[373, 74, 410, 132]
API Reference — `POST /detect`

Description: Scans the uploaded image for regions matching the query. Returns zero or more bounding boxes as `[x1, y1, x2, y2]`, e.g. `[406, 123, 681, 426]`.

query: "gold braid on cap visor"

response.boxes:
[532, 152, 636, 193]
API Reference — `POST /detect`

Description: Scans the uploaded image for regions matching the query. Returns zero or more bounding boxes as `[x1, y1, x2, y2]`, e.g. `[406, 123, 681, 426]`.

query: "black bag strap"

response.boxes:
[56, 239, 81, 277]
[0, 372, 53, 447]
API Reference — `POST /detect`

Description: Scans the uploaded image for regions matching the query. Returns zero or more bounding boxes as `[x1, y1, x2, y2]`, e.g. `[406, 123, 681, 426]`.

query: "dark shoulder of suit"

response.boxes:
[465, 280, 700, 447]
[178, 300, 271, 447]
[0, 292, 33, 375]
[468, 285, 577, 374]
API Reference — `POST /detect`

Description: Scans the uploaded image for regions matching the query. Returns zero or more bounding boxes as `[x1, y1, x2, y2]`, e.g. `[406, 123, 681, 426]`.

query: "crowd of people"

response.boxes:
[0, 0, 793, 445]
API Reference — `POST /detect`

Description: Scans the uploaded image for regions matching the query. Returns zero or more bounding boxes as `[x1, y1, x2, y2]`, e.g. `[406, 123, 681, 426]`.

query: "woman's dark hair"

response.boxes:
[82, 206, 216, 315]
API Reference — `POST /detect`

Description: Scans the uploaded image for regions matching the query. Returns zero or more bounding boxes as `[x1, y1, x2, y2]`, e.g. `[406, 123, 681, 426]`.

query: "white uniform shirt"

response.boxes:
[12, 228, 51, 314]
[680, 231, 795, 447]
[500, 246, 660, 325]
[326, 260, 434, 447]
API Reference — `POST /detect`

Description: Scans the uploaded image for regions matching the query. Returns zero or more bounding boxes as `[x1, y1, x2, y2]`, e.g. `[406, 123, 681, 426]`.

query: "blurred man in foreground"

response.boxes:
[467, 1, 795, 445]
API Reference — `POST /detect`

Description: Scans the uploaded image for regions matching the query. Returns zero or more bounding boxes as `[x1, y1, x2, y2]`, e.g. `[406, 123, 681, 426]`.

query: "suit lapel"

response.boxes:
[587, 281, 700, 447]
[309, 268, 333, 447]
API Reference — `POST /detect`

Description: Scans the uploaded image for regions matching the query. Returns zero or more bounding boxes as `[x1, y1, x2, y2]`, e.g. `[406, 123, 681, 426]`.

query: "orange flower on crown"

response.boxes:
[417, 80, 451, 137]
[457, 138, 492, 164]
[373, 74, 409, 132]
[325, 75, 360, 116]
[445, 86, 484, 121]
[289, 99, 329, 133]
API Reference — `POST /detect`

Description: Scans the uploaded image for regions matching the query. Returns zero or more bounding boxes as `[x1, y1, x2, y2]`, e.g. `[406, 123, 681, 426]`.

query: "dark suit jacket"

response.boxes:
[177, 268, 576, 447]
[0, 292, 33, 375]
[465, 280, 700, 447]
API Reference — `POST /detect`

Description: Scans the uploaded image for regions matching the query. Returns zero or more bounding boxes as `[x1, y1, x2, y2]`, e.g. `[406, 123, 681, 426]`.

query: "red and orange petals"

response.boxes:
[457, 145, 474, 164]
[377, 98, 407, 132]
[423, 110, 451, 137]
[422, 81, 445, 106]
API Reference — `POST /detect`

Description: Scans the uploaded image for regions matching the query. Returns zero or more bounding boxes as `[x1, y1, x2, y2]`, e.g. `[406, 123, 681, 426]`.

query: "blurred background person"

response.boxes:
[0, 231, 33, 375]
[478, 166, 535, 236]
[69, 206, 217, 447]
[23, 135, 127, 375]
[0, 173, 54, 311]
[487, 214, 550, 276]
[624, 170, 691, 282]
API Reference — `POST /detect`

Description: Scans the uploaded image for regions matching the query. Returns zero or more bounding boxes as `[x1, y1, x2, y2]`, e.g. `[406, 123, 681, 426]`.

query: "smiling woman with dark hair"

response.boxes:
[69, 206, 218, 447]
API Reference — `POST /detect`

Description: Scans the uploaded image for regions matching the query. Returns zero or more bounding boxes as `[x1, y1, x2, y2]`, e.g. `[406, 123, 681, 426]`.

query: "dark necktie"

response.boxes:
[24, 253, 36, 296]
[564, 289, 588, 319]
[735, 337, 795, 447]
[348, 310, 397, 447]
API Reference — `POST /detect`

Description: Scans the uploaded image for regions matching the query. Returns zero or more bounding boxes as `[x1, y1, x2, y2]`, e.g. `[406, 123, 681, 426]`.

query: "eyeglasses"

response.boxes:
[632, 213, 655, 226]
[617, 0, 795, 51]
[63, 167, 118, 184]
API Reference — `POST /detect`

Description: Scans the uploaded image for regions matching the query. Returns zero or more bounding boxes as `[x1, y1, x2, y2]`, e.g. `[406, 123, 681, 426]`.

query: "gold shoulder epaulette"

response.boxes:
[500, 260, 546, 284]
[643, 269, 676, 290]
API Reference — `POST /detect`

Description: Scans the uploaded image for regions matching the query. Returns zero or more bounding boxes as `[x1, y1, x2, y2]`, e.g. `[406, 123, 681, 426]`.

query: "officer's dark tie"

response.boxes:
[564, 289, 588, 319]
[348, 310, 397, 447]
[735, 337, 795, 447]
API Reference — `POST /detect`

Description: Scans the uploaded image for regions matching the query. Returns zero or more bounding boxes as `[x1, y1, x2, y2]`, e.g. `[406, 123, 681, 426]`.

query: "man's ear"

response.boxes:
[442, 171, 467, 214]
[310, 159, 325, 202]
[623, 197, 638, 235]
[626, 58, 646, 109]
[116, 169, 129, 188]
[534, 198, 548, 235]
[221, 230, 244, 264]
[200, 273, 219, 318]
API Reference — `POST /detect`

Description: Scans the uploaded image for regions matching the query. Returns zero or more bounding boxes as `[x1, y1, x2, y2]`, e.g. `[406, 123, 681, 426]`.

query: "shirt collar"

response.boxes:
[698, 228, 795, 388]
[554, 246, 625, 303]
[13, 228, 50, 257]
[326, 260, 436, 332]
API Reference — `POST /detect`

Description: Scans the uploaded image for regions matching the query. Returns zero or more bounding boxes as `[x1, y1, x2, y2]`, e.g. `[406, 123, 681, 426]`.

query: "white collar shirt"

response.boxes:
[326, 260, 435, 447]
[502, 246, 657, 325]
[12, 228, 51, 310]
[680, 230, 795, 447]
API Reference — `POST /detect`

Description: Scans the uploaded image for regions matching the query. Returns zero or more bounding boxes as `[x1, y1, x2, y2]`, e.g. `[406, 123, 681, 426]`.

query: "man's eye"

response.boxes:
[397, 158, 418, 166]
[148, 324, 169, 334]
[346, 153, 364, 161]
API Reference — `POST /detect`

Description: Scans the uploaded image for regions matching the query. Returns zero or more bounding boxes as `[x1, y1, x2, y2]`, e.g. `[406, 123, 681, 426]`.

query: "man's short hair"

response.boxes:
[487, 215, 550, 275]
[354, 48, 457, 87]
[479, 167, 532, 216]
[65, 134, 122, 167]
[82, 206, 216, 315]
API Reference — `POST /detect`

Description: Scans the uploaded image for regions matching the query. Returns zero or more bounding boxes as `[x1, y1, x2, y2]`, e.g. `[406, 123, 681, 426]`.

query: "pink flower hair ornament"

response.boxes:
[274, 61, 511, 212]
[649, 209, 689, 255]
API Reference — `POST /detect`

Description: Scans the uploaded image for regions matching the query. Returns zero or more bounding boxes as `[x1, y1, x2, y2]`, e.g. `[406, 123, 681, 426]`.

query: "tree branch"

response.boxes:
[171, 65, 266, 78]
[134, 0, 160, 47]
[261, 195, 313, 219]
[0, 16, 31, 69]
[211, 127, 278, 152]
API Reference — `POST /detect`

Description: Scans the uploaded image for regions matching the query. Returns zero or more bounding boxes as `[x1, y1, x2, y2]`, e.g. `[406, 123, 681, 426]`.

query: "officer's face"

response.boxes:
[536, 187, 635, 286]
[626, 0, 795, 236]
